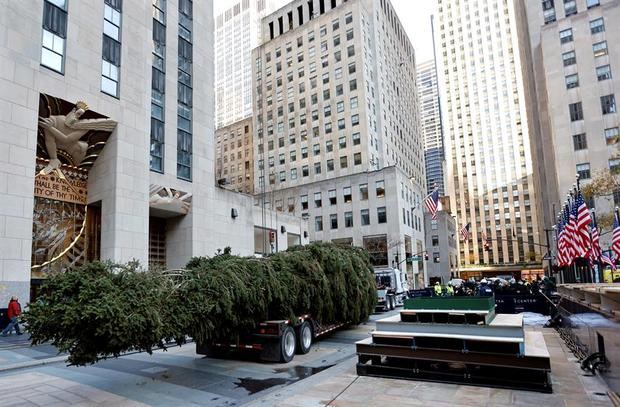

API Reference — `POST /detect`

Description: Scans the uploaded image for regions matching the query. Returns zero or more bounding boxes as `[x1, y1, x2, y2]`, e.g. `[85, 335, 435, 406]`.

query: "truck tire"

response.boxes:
[296, 321, 313, 354]
[279, 326, 297, 363]
[389, 296, 395, 310]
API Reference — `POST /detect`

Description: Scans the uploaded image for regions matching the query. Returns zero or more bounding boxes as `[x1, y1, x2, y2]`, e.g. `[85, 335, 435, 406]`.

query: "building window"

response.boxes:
[376, 180, 385, 198]
[576, 163, 591, 179]
[562, 51, 576, 66]
[354, 152, 362, 165]
[330, 214, 338, 229]
[314, 192, 322, 208]
[351, 114, 359, 126]
[345, 12, 352, 24]
[350, 97, 358, 110]
[590, 18, 604, 34]
[610, 158, 620, 173]
[564, 0, 577, 16]
[345, 211, 353, 227]
[572, 133, 587, 150]
[177, 0, 193, 181]
[587, 0, 600, 8]
[569, 102, 583, 121]
[150, 0, 167, 173]
[542, 0, 556, 24]
[329, 189, 337, 205]
[41, 0, 68, 73]
[340, 155, 348, 168]
[377, 207, 387, 224]
[605, 127, 620, 145]
[361, 209, 370, 225]
[593, 41, 608, 57]
[352, 132, 361, 145]
[301, 195, 308, 210]
[326, 140, 333, 152]
[343, 187, 352, 203]
[597, 65, 612, 81]
[565, 74, 579, 89]
[291, 168, 297, 179]
[339, 136, 347, 148]
[601, 94, 617, 114]
[327, 159, 334, 171]
[559, 28, 573, 43]
[432, 235, 439, 246]
[314, 162, 322, 174]
[315, 216, 323, 231]
[101, 1, 122, 97]
[360, 183, 368, 200]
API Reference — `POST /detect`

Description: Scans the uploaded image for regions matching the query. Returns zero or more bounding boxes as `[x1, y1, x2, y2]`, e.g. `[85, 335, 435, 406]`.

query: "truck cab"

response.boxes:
[375, 267, 409, 310]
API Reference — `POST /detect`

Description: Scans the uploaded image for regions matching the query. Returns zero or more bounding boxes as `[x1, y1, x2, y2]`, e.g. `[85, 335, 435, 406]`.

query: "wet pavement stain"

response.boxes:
[234, 377, 289, 395]
[234, 365, 335, 395]
[273, 364, 335, 380]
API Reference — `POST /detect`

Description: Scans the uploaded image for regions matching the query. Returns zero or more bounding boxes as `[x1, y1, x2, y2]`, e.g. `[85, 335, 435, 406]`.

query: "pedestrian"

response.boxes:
[1, 296, 23, 336]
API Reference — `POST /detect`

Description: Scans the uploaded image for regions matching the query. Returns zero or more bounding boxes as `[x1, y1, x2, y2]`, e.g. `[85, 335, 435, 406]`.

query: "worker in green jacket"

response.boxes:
[446, 283, 454, 296]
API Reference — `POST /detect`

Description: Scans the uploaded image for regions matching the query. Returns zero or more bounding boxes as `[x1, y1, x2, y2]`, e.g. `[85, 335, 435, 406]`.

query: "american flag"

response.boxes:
[575, 192, 592, 257]
[556, 222, 568, 267]
[424, 188, 440, 220]
[601, 253, 616, 271]
[460, 223, 471, 242]
[589, 216, 601, 263]
[566, 201, 581, 264]
[612, 213, 620, 261]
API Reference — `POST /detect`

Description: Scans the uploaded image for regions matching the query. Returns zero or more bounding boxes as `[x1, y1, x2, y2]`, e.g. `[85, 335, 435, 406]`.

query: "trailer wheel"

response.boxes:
[279, 326, 297, 363]
[296, 321, 313, 354]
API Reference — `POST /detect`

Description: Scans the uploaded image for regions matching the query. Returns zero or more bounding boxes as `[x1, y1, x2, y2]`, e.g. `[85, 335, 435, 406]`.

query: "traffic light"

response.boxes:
[424, 251, 429, 261]
[269, 230, 276, 242]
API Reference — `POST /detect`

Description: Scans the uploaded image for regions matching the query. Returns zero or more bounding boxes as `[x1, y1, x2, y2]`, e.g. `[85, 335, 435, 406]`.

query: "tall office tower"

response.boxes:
[524, 0, 620, 237]
[417, 60, 446, 196]
[438, 0, 546, 277]
[215, 0, 275, 129]
[252, 0, 427, 286]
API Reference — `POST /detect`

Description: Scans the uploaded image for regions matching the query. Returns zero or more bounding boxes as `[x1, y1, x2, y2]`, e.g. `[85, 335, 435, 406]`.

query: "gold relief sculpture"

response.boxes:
[32, 94, 117, 274]
[38, 100, 116, 174]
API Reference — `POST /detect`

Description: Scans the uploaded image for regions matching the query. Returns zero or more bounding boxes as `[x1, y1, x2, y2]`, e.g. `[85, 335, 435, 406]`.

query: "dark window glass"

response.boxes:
[102, 35, 121, 65]
[43, 1, 67, 38]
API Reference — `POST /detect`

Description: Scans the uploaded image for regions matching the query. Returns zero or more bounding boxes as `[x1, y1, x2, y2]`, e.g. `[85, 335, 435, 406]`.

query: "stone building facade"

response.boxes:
[215, 117, 255, 194]
[524, 0, 620, 246]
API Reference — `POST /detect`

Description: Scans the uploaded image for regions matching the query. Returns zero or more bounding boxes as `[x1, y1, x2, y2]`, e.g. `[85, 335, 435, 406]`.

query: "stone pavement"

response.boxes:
[247, 328, 613, 407]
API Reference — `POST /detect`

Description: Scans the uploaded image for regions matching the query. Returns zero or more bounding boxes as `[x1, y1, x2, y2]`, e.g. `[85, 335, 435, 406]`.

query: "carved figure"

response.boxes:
[149, 185, 192, 214]
[38, 101, 116, 174]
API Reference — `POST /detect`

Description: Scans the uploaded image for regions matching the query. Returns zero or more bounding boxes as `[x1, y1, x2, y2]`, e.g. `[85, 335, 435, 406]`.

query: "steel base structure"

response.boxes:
[356, 357, 552, 393]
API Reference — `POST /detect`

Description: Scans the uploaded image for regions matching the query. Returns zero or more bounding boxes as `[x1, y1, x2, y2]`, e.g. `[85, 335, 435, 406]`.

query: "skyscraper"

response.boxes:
[251, 0, 427, 285]
[215, 0, 275, 128]
[438, 0, 545, 276]
[417, 60, 446, 196]
[524, 0, 620, 241]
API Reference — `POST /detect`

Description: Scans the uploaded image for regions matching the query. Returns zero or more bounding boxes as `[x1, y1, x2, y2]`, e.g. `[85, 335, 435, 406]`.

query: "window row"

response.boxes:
[572, 127, 620, 150]
[314, 207, 387, 231]
[568, 94, 616, 121]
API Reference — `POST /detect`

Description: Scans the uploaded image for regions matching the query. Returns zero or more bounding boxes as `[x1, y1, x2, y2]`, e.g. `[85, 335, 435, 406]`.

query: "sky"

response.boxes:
[213, 0, 438, 64]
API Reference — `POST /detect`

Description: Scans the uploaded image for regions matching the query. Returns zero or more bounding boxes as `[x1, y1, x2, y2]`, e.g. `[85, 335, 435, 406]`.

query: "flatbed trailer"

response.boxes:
[196, 315, 347, 363]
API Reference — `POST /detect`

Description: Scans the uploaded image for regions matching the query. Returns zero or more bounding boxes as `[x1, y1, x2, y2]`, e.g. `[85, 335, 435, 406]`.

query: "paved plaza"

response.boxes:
[0, 312, 614, 407]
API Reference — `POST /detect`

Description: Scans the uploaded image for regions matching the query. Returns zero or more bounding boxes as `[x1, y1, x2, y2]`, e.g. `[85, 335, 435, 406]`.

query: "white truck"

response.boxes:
[375, 267, 409, 311]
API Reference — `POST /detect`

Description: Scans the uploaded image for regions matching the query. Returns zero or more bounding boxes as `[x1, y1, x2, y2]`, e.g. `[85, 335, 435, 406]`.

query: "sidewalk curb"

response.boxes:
[0, 355, 67, 373]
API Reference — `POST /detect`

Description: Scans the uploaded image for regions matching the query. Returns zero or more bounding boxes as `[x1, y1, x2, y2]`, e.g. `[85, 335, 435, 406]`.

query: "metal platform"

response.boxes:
[356, 299, 552, 393]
